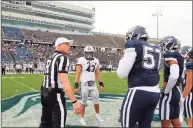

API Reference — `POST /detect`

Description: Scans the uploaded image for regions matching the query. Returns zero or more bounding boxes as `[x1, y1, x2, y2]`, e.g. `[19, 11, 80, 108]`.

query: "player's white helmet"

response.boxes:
[84, 45, 95, 60]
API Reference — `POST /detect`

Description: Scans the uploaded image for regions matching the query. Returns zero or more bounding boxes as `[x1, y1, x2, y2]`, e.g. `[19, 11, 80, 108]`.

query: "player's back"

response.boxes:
[77, 56, 99, 83]
[163, 51, 184, 84]
[126, 39, 161, 88]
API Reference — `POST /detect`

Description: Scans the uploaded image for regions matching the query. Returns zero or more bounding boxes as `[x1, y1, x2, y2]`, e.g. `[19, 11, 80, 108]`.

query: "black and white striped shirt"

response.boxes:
[42, 51, 69, 89]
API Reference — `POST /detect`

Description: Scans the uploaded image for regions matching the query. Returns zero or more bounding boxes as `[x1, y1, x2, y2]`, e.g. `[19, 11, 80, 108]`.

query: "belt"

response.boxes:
[52, 88, 64, 93]
[41, 86, 64, 93]
[82, 81, 95, 86]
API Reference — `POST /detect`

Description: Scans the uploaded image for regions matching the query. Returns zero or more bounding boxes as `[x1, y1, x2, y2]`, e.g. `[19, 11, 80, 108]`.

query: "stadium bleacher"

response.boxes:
[9, 44, 34, 63]
[2, 26, 160, 68]
[2, 26, 25, 40]
[1, 47, 10, 63]
[21, 28, 125, 48]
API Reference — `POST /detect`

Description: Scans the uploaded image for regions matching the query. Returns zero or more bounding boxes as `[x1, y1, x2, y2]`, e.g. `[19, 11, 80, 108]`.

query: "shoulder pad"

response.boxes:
[77, 57, 86, 65]
[125, 39, 142, 48]
[164, 52, 183, 62]
[186, 62, 193, 70]
[94, 58, 99, 64]
[78, 57, 85, 60]
[164, 52, 182, 58]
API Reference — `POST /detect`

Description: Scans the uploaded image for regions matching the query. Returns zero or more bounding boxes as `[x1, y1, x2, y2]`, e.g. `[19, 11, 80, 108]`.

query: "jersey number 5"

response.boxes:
[86, 62, 96, 72]
[142, 46, 161, 69]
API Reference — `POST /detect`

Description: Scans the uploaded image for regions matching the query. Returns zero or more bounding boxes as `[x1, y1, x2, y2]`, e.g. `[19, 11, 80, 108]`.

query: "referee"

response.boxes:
[40, 37, 82, 128]
[2, 63, 6, 75]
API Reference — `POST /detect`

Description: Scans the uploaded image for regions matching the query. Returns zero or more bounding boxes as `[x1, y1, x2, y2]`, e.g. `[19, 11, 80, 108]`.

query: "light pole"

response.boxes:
[152, 5, 163, 39]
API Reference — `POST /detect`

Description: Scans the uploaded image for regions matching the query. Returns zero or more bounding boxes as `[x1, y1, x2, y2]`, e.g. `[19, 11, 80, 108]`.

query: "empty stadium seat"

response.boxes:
[21, 29, 125, 48]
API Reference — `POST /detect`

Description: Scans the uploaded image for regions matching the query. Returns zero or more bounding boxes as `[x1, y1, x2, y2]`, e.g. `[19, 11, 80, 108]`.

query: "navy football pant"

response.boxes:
[159, 86, 181, 120]
[184, 92, 192, 118]
[121, 89, 160, 128]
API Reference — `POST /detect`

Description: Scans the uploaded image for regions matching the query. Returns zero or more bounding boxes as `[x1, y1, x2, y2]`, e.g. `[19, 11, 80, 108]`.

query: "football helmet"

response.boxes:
[126, 26, 149, 42]
[187, 48, 193, 59]
[180, 46, 192, 58]
[160, 36, 180, 54]
[84, 45, 94, 60]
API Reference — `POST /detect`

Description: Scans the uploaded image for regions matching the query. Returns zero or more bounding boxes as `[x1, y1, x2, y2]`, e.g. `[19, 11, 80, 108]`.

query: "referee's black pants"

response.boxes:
[39, 87, 67, 128]
[2, 68, 5, 75]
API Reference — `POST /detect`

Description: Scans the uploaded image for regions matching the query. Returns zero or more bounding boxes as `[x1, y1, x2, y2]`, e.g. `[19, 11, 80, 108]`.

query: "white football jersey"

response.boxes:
[77, 57, 99, 83]
[6, 64, 9, 70]
[10, 64, 14, 70]
[40, 64, 44, 70]
[108, 64, 112, 68]
[23, 64, 27, 70]
[16, 64, 20, 69]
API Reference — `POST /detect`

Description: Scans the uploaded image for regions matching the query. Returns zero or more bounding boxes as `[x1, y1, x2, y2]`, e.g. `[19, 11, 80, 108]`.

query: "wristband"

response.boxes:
[72, 100, 77, 104]
[99, 82, 104, 87]
[74, 83, 79, 89]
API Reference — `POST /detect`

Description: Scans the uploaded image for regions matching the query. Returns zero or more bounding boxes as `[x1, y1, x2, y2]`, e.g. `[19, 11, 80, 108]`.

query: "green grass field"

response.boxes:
[2, 71, 188, 127]
[2, 71, 164, 99]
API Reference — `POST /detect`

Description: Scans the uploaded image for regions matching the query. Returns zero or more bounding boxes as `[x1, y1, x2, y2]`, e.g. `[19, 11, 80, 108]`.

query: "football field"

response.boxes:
[2, 71, 186, 127]
[2, 71, 163, 99]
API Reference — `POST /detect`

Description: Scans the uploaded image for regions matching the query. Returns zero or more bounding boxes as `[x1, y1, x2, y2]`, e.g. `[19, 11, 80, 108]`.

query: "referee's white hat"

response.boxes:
[54, 37, 73, 47]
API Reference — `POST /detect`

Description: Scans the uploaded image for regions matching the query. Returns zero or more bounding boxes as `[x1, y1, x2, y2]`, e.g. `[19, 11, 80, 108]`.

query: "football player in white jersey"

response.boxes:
[6, 63, 9, 72]
[74, 45, 105, 126]
[10, 63, 14, 72]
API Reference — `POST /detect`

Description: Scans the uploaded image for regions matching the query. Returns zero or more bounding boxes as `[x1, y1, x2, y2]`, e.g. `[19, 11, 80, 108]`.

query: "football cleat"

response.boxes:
[96, 114, 104, 122]
[80, 118, 87, 126]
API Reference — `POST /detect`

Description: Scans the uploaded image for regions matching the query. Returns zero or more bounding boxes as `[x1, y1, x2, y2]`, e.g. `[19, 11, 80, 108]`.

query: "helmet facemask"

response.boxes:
[84, 46, 95, 60]
[84, 52, 94, 60]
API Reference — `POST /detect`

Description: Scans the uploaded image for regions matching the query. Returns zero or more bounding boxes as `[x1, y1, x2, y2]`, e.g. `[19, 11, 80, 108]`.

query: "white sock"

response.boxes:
[96, 113, 99, 117]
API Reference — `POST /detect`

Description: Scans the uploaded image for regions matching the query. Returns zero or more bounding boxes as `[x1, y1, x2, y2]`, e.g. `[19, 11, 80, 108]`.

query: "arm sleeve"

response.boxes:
[165, 64, 179, 93]
[58, 55, 69, 74]
[117, 47, 137, 79]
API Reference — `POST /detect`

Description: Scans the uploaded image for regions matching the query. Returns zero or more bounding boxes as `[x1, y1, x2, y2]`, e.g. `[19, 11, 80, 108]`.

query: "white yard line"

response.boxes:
[8, 78, 36, 91]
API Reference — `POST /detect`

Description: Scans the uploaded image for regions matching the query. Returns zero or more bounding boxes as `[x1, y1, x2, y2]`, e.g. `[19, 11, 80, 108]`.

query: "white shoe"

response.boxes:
[96, 114, 104, 122]
[80, 118, 87, 126]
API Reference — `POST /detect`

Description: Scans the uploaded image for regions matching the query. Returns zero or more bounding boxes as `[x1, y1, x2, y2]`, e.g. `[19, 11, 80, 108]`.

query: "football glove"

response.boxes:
[99, 82, 104, 87]
[74, 83, 79, 89]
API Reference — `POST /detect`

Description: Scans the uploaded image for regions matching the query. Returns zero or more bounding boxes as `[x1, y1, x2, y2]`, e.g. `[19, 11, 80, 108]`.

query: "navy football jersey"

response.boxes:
[186, 61, 193, 92]
[164, 51, 184, 85]
[186, 61, 193, 71]
[125, 39, 161, 88]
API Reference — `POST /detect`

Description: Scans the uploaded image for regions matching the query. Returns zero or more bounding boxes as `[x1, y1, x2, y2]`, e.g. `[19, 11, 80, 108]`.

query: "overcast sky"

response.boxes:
[61, 1, 192, 46]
